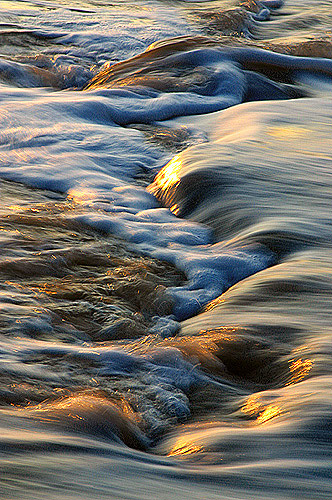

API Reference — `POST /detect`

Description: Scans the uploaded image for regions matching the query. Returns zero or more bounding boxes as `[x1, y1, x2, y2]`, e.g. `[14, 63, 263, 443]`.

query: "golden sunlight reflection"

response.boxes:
[147, 155, 182, 214]
[22, 396, 88, 423]
[241, 394, 261, 417]
[168, 438, 203, 457]
[256, 405, 282, 424]
[204, 296, 226, 311]
[7, 205, 23, 212]
[267, 125, 309, 140]
[287, 357, 313, 385]
[241, 394, 283, 424]
[67, 188, 98, 204]
[31, 281, 66, 296]
[25, 393, 137, 424]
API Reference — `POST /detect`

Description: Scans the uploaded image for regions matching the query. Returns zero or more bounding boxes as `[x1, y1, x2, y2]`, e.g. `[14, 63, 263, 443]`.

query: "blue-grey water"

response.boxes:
[1, 1, 332, 499]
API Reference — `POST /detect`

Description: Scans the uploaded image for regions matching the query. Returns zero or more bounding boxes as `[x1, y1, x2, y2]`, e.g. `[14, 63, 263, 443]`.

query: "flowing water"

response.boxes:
[1, 1, 332, 499]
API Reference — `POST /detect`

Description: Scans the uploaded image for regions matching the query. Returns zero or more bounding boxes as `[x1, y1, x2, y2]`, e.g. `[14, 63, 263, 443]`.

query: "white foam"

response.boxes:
[0, 83, 275, 326]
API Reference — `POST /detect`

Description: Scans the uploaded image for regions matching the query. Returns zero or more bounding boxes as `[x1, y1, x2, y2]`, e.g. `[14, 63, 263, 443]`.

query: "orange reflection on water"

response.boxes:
[204, 296, 226, 311]
[7, 205, 23, 212]
[242, 394, 283, 424]
[257, 405, 282, 424]
[31, 281, 62, 296]
[148, 155, 182, 214]
[241, 394, 261, 417]
[287, 357, 313, 385]
[168, 438, 203, 457]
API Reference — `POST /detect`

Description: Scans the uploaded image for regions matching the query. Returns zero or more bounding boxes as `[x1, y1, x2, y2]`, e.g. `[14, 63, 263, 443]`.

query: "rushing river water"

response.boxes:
[1, 1, 332, 499]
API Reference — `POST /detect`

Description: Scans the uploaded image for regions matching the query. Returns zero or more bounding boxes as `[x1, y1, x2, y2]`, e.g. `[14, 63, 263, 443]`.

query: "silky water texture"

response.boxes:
[1, 1, 332, 499]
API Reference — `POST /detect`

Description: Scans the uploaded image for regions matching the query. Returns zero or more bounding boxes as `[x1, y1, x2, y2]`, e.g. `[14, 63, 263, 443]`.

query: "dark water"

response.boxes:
[1, 1, 332, 499]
